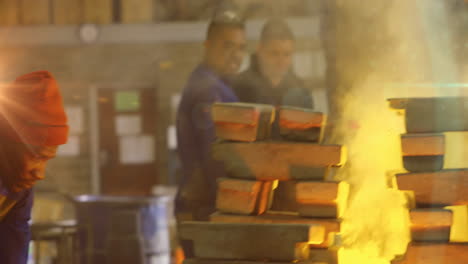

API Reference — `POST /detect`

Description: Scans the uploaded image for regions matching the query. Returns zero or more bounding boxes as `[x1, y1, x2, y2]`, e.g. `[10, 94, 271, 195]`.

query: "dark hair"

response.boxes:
[260, 19, 295, 43]
[206, 10, 245, 41]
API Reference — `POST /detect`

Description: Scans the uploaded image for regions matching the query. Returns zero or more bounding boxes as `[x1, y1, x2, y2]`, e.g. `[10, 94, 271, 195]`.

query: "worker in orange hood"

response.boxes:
[0, 71, 68, 264]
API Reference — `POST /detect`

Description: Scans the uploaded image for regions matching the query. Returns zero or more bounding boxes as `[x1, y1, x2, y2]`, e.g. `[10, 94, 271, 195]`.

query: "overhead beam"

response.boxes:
[0, 17, 320, 46]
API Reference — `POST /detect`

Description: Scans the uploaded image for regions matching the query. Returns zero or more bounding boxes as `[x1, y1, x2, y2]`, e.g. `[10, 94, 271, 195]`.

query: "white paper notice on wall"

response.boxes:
[311, 51, 326, 79]
[294, 51, 327, 79]
[239, 55, 250, 72]
[57, 135, 80, 157]
[167, 125, 177, 150]
[294, 51, 313, 79]
[115, 115, 142, 136]
[312, 88, 329, 114]
[171, 94, 181, 112]
[119, 135, 155, 164]
[65, 106, 84, 135]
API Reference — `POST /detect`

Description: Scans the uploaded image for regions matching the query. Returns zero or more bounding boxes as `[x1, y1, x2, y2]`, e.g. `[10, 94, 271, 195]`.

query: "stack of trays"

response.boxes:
[179, 103, 349, 264]
[388, 97, 468, 264]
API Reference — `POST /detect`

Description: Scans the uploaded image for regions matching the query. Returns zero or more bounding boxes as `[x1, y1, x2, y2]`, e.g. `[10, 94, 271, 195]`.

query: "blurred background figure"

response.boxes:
[175, 10, 246, 223]
[234, 18, 314, 137]
[233, 19, 315, 216]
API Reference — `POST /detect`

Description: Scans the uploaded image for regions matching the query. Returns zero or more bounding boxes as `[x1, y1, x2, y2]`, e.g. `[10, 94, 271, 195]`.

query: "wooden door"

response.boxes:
[97, 87, 158, 195]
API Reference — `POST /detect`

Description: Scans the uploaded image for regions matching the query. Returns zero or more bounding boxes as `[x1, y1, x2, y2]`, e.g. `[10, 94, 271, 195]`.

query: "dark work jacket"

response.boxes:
[0, 181, 33, 264]
[233, 54, 314, 138]
[175, 64, 238, 217]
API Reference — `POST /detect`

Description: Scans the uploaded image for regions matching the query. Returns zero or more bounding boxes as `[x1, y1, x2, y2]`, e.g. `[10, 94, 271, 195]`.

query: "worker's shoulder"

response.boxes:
[185, 66, 224, 93]
[233, 68, 263, 92]
[236, 66, 261, 82]
[284, 70, 307, 88]
[231, 72, 260, 102]
[0, 186, 32, 222]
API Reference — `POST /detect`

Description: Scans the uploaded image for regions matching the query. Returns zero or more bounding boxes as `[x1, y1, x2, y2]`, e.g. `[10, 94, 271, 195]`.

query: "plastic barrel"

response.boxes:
[72, 195, 172, 264]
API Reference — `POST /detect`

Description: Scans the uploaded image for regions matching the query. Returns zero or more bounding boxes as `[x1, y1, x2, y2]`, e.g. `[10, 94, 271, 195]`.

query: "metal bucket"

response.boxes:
[72, 195, 172, 264]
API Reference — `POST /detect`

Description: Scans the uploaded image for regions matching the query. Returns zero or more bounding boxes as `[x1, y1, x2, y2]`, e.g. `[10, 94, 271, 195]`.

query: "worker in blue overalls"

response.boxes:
[175, 11, 246, 223]
[0, 71, 69, 264]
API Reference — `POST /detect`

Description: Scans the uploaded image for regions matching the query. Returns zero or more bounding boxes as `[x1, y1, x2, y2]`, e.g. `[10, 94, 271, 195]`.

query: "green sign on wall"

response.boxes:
[115, 91, 140, 112]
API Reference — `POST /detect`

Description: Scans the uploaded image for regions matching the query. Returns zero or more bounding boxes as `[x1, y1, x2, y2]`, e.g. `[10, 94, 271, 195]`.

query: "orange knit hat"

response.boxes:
[0, 71, 69, 146]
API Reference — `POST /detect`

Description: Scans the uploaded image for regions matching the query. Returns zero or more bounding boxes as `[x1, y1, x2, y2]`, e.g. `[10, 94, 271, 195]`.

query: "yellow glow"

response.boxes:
[444, 132, 468, 169]
[329, 78, 411, 264]
[307, 225, 327, 245]
[445, 205, 468, 243]
[339, 248, 392, 264]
